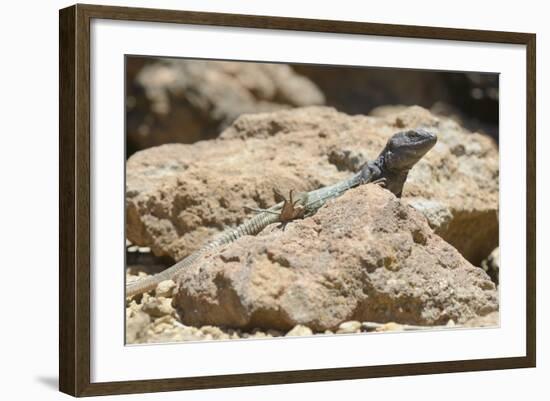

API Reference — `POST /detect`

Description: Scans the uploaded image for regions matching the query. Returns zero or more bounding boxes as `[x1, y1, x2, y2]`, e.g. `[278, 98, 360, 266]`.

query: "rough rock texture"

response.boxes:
[126, 106, 498, 265]
[126, 59, 324, 152]
[125, 268, 288, 344]
[173, 185, 498, 331]
[126, 263, 497, 343]
[286, 325, 313, 337]
[126, 307, 151, 344]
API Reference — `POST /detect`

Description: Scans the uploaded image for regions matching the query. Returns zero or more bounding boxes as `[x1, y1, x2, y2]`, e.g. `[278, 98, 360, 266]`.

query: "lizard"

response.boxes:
[126, 128, 437, 298]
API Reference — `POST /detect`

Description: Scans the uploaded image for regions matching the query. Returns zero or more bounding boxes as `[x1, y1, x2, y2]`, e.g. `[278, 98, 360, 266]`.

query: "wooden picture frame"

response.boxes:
[59, 3, 536, 397]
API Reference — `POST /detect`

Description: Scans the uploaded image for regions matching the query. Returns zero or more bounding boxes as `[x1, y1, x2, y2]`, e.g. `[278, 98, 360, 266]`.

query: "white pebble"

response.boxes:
[337, 320, 362, 334]
[155, 280, 176, 298]
[286, 325, 313, 337]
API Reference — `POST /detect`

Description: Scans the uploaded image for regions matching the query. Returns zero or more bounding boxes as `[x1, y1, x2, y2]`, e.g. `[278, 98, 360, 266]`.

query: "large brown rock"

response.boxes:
[126, 106, 498, 265]
[173, 185, 498, 331]
[126, 59, 324, 152]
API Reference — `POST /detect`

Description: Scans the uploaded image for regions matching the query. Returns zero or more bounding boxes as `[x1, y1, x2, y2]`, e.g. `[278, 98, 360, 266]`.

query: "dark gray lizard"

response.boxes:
[126, 128, 437, 298]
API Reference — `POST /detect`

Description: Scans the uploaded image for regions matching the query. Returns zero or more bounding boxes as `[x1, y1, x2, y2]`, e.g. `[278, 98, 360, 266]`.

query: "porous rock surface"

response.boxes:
[124, 277, 287, 344]
[126, 106, 498, 265]
[126, 59, 324, 151]
[172, 185, 498, 331]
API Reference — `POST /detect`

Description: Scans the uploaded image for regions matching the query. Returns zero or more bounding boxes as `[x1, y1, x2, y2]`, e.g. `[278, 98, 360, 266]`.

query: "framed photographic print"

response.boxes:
[59, 3, 536, 397]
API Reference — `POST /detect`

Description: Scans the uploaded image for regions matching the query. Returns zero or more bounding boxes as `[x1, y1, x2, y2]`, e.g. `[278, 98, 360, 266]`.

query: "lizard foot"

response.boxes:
[244, 188, 306, 229]
[276, 189, 306, 221]
[371, 177, 387, 188]
[271, 188, 307, 230]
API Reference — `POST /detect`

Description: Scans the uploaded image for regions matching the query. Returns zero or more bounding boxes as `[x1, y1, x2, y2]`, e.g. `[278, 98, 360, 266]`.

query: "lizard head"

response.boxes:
[382, 128, 437, 172]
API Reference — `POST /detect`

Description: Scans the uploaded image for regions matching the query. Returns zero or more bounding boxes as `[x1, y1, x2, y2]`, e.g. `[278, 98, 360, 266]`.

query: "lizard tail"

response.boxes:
[126, 210, 280, 298]
[126, 268, 175, 298]
[125, 249, 205, 298]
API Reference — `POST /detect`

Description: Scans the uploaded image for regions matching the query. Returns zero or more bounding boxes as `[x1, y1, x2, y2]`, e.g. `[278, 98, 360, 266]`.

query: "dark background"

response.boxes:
[126, 56, 498, 157]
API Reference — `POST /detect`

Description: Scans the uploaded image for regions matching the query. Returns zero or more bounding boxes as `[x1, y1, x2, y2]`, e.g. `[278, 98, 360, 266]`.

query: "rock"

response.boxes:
[126, 106, 498, 265]
[336, 321, 362, 334]
[155, 279, 176, 298]
[126, 59, 324, 152]
[173, 185, 498, 332]
[142, 296, 174, 318]
[294, 66, 498, 140]
[125, 307, 151, 343]
[199, 325, 227, 340]
[286, 325, 313, 337]
[367, 322, 406, 332]
[481, 247, 499, 284]
[144, 317, 203, 343]
[463, 311, 499, 327]
[125, 307, 278, 344]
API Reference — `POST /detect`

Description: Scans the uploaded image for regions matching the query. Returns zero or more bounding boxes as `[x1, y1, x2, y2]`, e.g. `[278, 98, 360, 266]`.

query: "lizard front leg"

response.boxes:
[245, 188, 307, 229]
[274, 188, 307, 223]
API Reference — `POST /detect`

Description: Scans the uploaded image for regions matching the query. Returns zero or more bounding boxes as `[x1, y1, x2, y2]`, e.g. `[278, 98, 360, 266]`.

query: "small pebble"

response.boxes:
[155, 280, 176, 298]
[336, 320, 362, 334]
[378, 322, 404, 332]
[140, 292, 151, 304]
[154, 315, 175, 325]
[200, 325, 225, 340]
[286, 325, 313, 337]
[142, 297, 174, 317]
[152, 323, 171, 334]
